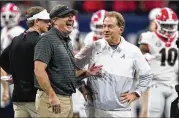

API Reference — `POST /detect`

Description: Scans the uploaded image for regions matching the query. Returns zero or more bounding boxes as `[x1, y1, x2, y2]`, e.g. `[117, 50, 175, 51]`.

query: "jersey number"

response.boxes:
[159, 48, 177, 66]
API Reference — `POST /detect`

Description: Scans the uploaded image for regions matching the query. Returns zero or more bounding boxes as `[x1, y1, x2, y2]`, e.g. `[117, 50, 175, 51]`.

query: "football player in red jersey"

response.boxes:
[0, 2, 25, 108]
[83, 9, 107, 46]
[139, 7, 178, 117]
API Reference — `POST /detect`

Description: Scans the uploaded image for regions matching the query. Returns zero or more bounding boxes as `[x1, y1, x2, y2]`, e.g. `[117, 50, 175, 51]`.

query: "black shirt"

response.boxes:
[0, 31, 40, 102]
[34, 27, 76, 96]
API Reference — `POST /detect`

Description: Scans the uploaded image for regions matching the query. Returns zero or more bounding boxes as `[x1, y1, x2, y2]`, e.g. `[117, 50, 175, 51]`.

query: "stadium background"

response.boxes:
[2, 0, 179, 44]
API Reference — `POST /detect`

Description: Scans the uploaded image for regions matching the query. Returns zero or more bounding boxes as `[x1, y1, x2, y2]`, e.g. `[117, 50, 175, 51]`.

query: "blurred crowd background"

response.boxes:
[1, 0, 179, 45]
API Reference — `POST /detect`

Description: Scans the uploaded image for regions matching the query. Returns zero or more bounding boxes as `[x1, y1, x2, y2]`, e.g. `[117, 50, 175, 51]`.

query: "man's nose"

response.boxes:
[48, 22, 51, 26]
[5, 20, 9, 25]
[104, 26, 109, 31]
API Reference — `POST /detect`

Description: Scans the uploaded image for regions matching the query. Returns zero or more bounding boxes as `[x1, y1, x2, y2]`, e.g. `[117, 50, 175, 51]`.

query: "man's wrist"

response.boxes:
[49, 92, 56, 98]
[79, 85, 86, 92]
[85, 70, 90, 77]
[133, 92, 140, 98]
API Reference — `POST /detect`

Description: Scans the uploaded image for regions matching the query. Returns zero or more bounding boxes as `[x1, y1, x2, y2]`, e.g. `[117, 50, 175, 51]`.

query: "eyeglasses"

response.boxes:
[103, 24, 118, 29]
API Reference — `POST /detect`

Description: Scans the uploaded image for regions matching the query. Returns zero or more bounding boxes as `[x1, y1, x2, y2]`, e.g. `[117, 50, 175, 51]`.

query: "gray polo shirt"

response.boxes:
[34, 27, 76, 96]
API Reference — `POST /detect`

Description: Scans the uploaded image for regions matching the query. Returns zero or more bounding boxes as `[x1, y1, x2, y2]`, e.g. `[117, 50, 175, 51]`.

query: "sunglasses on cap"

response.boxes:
[57, 13, 74, 18]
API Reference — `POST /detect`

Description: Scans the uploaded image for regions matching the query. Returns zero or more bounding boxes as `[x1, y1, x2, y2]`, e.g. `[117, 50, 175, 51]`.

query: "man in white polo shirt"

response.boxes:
[75, 11, 153, 117]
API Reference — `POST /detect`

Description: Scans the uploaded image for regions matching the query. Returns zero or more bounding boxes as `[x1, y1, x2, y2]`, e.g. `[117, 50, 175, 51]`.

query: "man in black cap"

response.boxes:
[34, 4, 102, 117]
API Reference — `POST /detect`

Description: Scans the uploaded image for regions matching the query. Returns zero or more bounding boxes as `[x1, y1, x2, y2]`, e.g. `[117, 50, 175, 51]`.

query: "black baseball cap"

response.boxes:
[50, 5, 78, 19]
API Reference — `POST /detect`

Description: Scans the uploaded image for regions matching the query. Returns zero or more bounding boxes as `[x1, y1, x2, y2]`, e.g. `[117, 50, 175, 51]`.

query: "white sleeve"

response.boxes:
[174, 60, 178, 75]
[83, 34, 93, 46]
[9, 26, 25, 38]
[75, 43, 94, 69]
[138, 32, 151, 45]
[134, 48, 153, 96]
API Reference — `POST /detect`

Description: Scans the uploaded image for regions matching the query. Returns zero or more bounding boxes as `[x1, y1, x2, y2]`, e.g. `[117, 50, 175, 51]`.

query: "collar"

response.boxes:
[154, 31, 176, 43]
[52, 27, 71, 41]
[103, 36, 126, 52]
[118, 36, 126, 50]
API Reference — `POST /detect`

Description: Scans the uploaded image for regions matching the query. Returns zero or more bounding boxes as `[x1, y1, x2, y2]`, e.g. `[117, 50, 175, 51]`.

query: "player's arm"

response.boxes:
[139, 44, 149, 54]
[138, 32, 150, 54]
[138, 33, 154, 61]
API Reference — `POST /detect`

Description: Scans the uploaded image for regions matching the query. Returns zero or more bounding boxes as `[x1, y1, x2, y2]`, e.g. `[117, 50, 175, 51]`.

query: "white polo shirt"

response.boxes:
[75, 36, 153, 110]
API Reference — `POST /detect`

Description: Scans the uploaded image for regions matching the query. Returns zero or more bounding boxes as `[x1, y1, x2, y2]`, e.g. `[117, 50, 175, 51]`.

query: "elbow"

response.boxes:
[34, 61, 47, 79]
[34, 66, 43, 77]
[34, 67, 38, 76]
[34, 67, 44, 83]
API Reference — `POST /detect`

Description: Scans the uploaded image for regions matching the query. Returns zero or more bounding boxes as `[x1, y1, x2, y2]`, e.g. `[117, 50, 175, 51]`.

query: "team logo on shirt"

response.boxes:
[96, 51, 102, 55]
[156, 41, 162, 47]
[121, 54, 125, 59]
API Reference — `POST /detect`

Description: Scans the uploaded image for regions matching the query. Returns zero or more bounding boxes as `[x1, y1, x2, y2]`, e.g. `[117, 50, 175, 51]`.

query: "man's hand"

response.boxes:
[79, 86, 88, 101]
[2, 91, 9, 104]
[120, 92, 139, 104]
[86, 64, 103, 76]
[49, 95, 61, 114]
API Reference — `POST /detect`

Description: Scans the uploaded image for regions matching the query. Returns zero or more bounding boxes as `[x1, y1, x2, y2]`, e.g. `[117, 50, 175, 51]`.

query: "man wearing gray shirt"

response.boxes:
[34, 5, 102, 118]
[75, 11, 153, 117]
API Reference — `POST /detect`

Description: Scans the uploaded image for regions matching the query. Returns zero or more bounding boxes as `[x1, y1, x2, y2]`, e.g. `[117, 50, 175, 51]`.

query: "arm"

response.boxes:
[1, 79, 9, 103]
[139, 44, 149, 54]
[34, 36, 53, 94]
[34, 61, 56, 97]
[76, 69, 87, 78]
[34, 36, 60, 113]
[75, 43, 103, 80]
[139, 44, 156, 61]
[1, 68, 8, 76]
[1, 79, 9, 93]
[1, 68, 9, 103]
[75, 43, 93, 80]
[138, 32, 149, 54]
[75, 43, 94, 69]
[75, 43, 100, 98]
[120, 48, 153, 104]
[75, 64, 102, 80]
[134, 48, 153, 97]
[138, 32, 156, 61]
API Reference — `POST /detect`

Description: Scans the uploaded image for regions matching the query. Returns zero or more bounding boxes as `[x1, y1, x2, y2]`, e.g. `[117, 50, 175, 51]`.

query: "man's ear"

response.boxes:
[34, 19, 39, 26]
[51, 17, 57, 25]
[120, 26, 124, 33]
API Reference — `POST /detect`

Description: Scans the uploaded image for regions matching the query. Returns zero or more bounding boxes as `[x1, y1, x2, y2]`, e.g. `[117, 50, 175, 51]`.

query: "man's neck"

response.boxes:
[27, 26, 41, 34]
[106, 36, 121, 45]
[54, 25, 69, 37]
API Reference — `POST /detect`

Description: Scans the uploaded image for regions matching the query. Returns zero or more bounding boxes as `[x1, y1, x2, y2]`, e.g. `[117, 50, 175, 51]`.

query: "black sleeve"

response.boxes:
[0, 44, 11, 74]
[34, 36, 53, 65]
